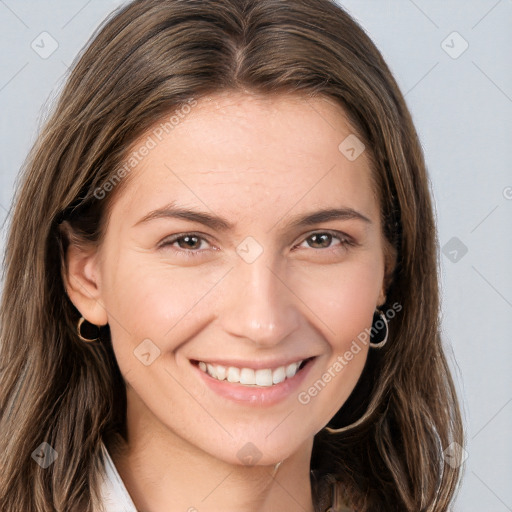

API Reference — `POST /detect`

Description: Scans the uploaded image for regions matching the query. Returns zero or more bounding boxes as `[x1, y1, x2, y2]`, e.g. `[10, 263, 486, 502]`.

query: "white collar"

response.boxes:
[95, 441, 138, 512]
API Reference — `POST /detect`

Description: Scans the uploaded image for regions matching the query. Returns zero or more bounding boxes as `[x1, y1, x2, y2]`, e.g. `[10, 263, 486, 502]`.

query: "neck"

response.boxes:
[109, 390, 316, 512]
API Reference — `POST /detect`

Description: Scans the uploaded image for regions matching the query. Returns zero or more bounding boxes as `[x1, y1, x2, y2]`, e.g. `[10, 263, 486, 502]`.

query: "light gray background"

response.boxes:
[0, 1, 511, 510]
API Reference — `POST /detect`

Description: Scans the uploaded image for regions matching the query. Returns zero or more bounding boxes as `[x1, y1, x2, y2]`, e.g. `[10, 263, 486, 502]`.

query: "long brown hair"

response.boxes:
[0, 0, 464, 510]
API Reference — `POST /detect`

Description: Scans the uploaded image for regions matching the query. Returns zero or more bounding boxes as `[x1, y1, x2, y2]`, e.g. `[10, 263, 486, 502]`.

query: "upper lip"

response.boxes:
[190, 356, 315, 371]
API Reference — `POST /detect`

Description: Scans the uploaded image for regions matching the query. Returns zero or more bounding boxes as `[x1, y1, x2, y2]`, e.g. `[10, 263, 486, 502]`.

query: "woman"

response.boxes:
[0, 0, 464, 511]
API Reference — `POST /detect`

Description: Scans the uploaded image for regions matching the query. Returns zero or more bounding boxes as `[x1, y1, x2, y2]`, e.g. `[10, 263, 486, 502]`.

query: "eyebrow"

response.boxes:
[133, 202, 372, 230]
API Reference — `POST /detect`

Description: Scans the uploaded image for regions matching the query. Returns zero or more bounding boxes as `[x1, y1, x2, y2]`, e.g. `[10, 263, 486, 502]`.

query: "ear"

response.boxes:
[59, 221, 108, 326]
[377, 286, 387, 308]
[378, 240, 398, 308]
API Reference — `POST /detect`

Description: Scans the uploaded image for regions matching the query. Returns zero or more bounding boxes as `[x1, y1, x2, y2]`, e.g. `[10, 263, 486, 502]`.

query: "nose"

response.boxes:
[218, 255, 301, 347]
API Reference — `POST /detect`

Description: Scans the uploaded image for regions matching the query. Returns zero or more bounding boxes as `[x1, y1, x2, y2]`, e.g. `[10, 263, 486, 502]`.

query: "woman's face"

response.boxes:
[68, 91, 388, 465]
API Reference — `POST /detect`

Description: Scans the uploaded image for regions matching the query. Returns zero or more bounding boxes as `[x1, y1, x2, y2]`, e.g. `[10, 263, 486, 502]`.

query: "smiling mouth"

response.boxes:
[191, 357, 315, 387]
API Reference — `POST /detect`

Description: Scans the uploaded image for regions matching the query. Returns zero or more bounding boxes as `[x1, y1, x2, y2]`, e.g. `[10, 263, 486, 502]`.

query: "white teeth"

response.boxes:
[215, 365, 227, 381]
[227, 366, 240, 383]
[285, 362, 299, 378]
[196, 359, 306, 386]
[255, 369, 273, 387]
[272, 366, 286, 384]
[206, 363, 217, 379]
[240, 368, 256, 385]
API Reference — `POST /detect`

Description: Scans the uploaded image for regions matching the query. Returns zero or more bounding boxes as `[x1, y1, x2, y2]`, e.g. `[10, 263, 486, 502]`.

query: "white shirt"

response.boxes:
[95, 441, 138, 512]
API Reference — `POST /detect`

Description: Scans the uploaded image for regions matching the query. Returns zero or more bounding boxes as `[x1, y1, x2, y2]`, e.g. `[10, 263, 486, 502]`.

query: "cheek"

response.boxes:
[101, 251, 227, 354]
[293, 261, 380, 426]
[292, 257, 383, 347]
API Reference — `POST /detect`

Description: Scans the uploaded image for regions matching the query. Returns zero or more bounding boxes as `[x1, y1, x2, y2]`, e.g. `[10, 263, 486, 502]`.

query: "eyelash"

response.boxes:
[158, 230, 357, 258]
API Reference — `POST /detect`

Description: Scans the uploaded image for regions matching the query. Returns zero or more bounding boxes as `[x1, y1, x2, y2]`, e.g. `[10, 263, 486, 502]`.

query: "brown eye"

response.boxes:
[306, 232, 336, 249]
[159, 232, 213, 258]
[295, 230, 356, 255]
[176, 235, 202, 250]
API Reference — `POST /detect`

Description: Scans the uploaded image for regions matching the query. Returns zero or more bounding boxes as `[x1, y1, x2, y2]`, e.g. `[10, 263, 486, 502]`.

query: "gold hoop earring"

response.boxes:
[271, 460, 282, 477]
[369, 308, 389, 349]
[323, 406, 374, 434]
[325, 309, 389, 434]
[77, 316, 101, 343]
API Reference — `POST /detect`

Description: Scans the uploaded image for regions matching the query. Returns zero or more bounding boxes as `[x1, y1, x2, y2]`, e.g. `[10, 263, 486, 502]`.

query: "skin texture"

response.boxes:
[64, 91, 388, 512]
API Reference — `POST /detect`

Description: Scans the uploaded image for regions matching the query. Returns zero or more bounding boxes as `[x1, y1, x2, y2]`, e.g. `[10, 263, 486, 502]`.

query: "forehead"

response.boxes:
[109, 91, 378, 226]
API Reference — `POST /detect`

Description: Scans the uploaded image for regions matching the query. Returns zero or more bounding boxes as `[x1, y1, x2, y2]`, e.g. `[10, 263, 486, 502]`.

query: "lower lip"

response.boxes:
[192, 358, 316, 406]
